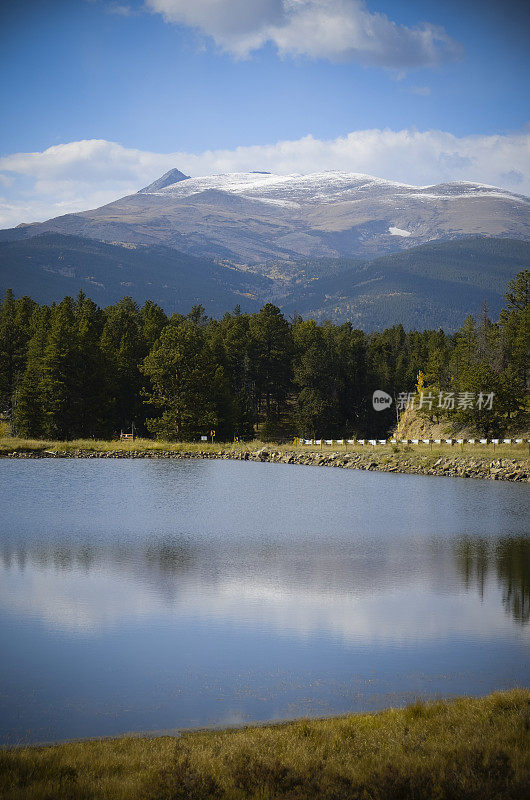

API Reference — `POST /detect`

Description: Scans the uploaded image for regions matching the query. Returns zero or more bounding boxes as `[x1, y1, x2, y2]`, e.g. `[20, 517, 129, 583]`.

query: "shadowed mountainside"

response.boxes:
[279, 236, 530, 329]
[2, 233, 528, 330]
[0, 234, 270, 315]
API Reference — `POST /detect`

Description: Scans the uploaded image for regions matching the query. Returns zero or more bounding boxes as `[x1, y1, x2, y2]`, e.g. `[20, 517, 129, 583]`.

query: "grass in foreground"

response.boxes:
[1, 690, 529, 800]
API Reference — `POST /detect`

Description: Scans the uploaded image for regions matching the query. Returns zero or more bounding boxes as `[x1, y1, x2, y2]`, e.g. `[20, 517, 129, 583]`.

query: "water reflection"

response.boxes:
[1, 459, 528, 744]
[455, 537, 530, 625]
[1, 532, 529, 635]
[145, 541, 191, 573]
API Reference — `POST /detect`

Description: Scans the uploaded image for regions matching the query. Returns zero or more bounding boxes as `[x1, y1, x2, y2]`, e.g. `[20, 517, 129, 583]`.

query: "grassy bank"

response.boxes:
[1, 435, 528, 462]
[1, 691, 529, 799]
[0, 435, 235, 455]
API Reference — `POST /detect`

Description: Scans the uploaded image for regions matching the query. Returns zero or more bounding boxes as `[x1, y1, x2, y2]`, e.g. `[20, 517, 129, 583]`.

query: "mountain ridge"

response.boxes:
[1, 168, 528, 330]
[3, 168, 528, 265]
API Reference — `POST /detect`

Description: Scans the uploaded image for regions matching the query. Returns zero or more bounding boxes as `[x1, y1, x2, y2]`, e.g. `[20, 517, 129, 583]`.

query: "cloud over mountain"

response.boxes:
[146, 0, 462, 67]
[1, 127, 529, 228]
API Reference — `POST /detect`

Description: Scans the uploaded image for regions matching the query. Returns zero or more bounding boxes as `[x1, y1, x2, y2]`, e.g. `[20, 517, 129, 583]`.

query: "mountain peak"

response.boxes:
[139, 168, 190, 194]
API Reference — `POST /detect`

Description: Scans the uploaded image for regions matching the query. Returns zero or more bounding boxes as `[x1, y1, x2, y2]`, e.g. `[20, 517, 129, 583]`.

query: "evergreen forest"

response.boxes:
[0, 271, 528, 441]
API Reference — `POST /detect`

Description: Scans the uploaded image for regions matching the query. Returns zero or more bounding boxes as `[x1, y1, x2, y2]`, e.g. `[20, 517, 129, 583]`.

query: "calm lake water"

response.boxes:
[0, 458, 528, 745]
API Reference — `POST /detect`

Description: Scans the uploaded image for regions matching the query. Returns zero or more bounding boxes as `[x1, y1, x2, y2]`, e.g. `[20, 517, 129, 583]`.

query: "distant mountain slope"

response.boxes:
[279, 237, 530, 330]
[2, 169, 528, 264]
[1, 234, 527, 331]
[0, 234, 270, 314]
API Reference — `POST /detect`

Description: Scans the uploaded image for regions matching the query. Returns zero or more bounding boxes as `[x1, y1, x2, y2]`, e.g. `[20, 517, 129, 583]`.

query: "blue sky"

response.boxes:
[0, 0, 529, 226]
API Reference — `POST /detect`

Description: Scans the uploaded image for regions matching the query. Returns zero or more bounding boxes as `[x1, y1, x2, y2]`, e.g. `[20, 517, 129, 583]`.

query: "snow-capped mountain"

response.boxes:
[4, 169, 530, 264]
[141, 169, 526, 207]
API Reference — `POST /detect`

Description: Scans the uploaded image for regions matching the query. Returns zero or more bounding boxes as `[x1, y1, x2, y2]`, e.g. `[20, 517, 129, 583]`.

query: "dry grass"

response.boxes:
[263, 440, 529, 463]
[0, 436, 250, 455]
[1, 690, 529, 800]
[0, 436, 528, 463]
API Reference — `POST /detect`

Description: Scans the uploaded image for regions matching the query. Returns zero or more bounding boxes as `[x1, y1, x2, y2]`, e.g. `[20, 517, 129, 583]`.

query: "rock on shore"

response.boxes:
[3, 447, 529, 482]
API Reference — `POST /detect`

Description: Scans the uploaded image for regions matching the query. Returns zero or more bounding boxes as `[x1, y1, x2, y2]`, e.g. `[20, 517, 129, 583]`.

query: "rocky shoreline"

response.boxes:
[3, 446, 529, 481]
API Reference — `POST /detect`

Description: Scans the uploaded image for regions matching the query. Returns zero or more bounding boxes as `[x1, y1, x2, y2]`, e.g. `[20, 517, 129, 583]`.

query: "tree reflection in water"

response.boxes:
[3, 534, 529, 625]
[455, 536, 530, 625]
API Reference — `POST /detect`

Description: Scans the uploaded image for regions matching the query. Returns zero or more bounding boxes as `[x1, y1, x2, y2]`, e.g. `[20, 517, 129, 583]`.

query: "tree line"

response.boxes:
[0, 270, 527, 441]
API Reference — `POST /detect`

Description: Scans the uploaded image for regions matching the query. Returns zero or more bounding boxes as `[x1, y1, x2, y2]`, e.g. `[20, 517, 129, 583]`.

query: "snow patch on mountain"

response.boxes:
[405, 191, 529, 204]
[389, 226, 412, 237]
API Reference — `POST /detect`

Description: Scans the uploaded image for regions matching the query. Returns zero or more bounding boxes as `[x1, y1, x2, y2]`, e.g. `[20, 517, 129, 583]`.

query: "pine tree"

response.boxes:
[100, 297, 147, 433]
[40, 297, 78, 438]
[140, 300, 167, 350]
[500, 270, 529, 392]
[142, 321, 219, 440]
[248, 304, 293, 429]
[0, 289, 17, 412]
[74, 292, 108, 436]
[326, 324, 369, 435]
[210, 310, 255, 438]
[0, 290, 36, 413]
[13, 306, 50, 438]
[450, 315, 477, 381]
[292, 319, 333, 436]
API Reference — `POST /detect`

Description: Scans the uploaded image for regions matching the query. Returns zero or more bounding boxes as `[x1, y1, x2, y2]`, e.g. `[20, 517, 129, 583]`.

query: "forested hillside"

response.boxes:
[1, 235, 529, 331]
[0, 234, 269, 315]
[0, 271, 527, 441]
[280, 237, 530, 329]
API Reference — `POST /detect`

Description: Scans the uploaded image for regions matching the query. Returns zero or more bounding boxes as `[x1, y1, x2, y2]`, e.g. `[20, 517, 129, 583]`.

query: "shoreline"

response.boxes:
[2, 442, 529, 481]
[1, 690, 528, 799]
[1, 688, 527, 752]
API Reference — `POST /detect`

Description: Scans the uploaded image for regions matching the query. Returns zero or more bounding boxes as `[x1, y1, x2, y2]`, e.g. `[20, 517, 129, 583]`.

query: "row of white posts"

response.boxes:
[299, 438, 529, 446]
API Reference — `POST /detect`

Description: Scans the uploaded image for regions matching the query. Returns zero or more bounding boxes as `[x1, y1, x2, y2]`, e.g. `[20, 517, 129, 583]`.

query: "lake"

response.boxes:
[0, 458, 528, 745]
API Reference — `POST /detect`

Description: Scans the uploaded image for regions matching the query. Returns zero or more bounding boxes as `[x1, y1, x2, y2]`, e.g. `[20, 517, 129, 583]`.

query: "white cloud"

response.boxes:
[0, 128, 529, 227]
[146, 0, 462, 67]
